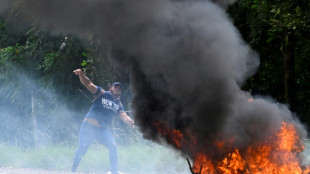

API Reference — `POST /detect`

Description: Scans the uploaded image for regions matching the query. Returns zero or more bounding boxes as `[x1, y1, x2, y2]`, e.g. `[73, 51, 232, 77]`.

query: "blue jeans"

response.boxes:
[72, 120, 118, 173]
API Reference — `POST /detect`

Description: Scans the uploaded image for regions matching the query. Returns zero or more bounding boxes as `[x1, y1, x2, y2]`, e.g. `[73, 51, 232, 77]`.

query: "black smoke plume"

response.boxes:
[1, 0, 306, 160]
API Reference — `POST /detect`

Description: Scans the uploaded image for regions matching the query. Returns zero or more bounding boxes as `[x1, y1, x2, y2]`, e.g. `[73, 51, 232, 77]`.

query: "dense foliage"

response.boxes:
[0, 16, 132, 147]
[228, 0, 310, 128]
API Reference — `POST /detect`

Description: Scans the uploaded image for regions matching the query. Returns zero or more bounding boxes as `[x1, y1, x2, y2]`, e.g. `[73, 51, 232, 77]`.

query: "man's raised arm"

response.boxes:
[73, 69, 101, 94]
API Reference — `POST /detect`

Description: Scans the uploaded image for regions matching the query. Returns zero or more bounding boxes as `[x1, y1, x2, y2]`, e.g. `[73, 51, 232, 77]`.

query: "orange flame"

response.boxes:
[153, 120, 186, 148]
[153, 120, 310, 174]
[192, 122, 310, 174]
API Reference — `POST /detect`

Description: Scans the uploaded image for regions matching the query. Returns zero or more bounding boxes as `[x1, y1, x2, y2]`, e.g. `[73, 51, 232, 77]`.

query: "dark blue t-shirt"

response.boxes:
[85, 86, 124, 126]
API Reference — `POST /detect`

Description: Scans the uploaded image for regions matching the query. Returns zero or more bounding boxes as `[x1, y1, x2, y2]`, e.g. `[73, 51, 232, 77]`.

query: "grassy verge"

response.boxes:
[0, 141, 189, 174]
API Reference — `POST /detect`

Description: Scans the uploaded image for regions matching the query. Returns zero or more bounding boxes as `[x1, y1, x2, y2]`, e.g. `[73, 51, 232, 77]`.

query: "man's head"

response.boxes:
[110, 82, 122, 96]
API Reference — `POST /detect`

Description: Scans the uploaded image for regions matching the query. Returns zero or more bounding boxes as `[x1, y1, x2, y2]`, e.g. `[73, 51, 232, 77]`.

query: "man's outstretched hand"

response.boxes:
[119, 112, 135, 129]
[73, 69, 83, 75]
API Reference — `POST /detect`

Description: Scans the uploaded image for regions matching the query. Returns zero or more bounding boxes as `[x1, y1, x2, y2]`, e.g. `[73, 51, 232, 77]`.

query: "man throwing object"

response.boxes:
[71, 68, 134, 174]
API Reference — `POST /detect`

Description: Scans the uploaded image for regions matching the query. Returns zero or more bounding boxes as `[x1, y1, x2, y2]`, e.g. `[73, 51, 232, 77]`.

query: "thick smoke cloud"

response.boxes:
[0, 0, 12, 13]
[1, 0, 306, 160]
[212, 0, 238, 8]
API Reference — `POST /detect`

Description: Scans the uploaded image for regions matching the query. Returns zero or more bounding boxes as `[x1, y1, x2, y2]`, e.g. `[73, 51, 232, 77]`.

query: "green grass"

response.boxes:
[0, 143, 74, 169]
[0, 142, 189, 174]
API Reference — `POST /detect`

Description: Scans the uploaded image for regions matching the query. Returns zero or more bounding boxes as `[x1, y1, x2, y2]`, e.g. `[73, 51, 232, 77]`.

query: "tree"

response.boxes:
[0, 16, 91, 146]
[0, 13, 133, 146]
[228, 0, 310, 124]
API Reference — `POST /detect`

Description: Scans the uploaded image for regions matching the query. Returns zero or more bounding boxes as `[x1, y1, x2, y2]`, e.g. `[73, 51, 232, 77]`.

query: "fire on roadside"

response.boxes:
[153, 121, 310, 174]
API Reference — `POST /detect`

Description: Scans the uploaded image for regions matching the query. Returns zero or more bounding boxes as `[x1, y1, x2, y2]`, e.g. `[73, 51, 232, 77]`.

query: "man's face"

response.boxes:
[111, 85, 122, 96]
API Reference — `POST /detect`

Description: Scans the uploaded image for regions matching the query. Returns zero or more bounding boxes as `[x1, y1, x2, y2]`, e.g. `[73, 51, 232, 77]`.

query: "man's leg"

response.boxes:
[72, 121, 95, 172]
[97, 127, 118, 174]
